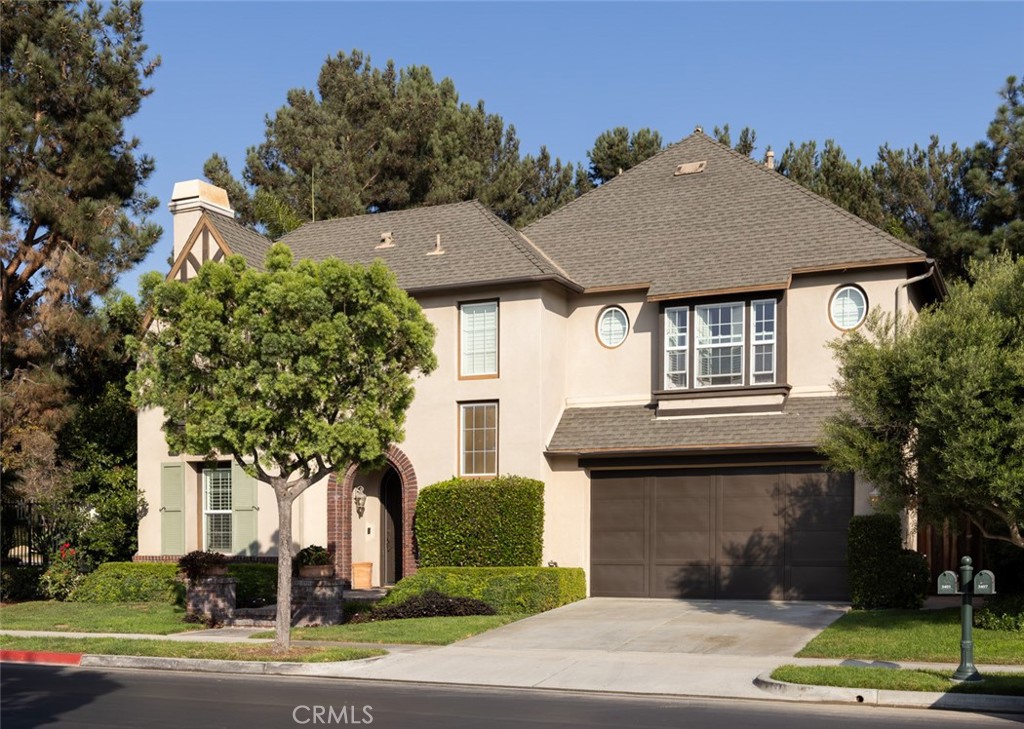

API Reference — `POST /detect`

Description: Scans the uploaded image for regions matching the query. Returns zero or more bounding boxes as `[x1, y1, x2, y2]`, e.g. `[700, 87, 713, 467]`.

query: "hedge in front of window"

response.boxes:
[848, 514, 929, 610]
[379, 566, 585, 614]
[414, 476, 543, 567]
[70, 562, 184, 604]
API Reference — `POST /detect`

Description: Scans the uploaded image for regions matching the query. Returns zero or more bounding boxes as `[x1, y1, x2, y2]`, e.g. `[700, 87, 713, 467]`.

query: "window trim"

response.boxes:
[750, 298, 777, 385]
[664, 305, 689, 389]
[659, 294, 785, 393]
[458, 299, 499, 380]
[202, 464, 232, 553]
[828, 285, 868, 331]
[596, 305, 629, 349]
[458, 401, 498, 478]
[694, 301, 745, 389]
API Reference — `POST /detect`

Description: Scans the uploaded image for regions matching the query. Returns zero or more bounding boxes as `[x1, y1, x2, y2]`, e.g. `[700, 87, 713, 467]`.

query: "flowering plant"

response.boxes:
[41, 542, 83, 600]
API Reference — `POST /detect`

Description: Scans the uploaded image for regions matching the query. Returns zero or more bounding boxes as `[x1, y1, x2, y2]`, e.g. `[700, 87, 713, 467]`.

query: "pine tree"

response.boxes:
[587, 126, 664, 185]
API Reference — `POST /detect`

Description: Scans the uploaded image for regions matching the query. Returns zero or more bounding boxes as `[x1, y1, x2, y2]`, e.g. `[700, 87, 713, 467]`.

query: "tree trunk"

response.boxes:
[274, 491, 294, 651]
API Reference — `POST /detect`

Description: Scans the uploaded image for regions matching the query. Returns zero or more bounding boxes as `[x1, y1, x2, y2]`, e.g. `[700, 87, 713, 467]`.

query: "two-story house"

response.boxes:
[135, 131, 943, 600]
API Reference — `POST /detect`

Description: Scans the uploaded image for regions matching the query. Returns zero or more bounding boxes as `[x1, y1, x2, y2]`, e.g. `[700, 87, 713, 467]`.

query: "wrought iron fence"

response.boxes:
[1, 501, 47, 566]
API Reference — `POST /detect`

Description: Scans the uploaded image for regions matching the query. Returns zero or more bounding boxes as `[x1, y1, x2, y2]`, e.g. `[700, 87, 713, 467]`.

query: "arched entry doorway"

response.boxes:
[328, 446, 418, 587]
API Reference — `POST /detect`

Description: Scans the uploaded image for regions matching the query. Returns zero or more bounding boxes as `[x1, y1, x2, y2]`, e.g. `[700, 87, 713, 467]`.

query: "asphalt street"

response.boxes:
[2, 664, 1020, 729]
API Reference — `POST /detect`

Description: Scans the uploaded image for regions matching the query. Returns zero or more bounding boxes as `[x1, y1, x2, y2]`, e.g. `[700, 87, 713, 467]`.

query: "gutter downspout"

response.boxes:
[893, 261, 935, 550]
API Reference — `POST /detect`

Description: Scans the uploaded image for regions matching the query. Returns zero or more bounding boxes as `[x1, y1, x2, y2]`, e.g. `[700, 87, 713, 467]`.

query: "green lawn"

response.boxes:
[0, 602, 198, 635]
[252, 614, 524, 645]
[798, 608, 1023, 665]
[0, 635, 383, 663]
[772, 665, 1024, 696]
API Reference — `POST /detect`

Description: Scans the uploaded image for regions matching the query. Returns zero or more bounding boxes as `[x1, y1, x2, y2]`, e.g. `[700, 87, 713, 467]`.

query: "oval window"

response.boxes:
[597, 306, 629, 348]
[830, 286, 867, 330]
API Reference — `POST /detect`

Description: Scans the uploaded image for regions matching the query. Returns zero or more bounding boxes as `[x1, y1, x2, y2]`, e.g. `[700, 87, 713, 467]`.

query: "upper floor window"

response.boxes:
[829, 285, 867, 330]
[663, 298, 778, 390]
[597, 306, 629, 348]
[460, 301, 498, 377]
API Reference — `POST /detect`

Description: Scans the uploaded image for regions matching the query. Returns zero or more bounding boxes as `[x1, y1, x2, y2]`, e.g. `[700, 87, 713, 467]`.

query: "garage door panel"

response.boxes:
[653, 476, 714, 499]
[718, 565, 785, 599]
[592, 497, 645, 531]
[787, 565, 849, 600]
[721, 499, 779, 532]
[719, 530, 782, 564]
[787, 530, 848, 563]
[787, 496, 851, 531]
[719, 476, 781, 499]
[787, 470, 854, 499]
[656, 498, 713, 531]
[652, 565, 713, 598]
[654, 530, 712, 561]
[591, 564, 647, 597]
[591, 529, 646, 561]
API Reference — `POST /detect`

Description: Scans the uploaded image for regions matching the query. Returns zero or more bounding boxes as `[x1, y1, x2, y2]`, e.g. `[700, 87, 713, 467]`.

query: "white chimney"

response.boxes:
[168, 180, 233, 261]
[765, 149, 775, 171]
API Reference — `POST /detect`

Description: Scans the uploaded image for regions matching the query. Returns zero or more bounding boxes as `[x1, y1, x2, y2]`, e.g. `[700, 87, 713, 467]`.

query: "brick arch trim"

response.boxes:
[327, 445, 418, 583]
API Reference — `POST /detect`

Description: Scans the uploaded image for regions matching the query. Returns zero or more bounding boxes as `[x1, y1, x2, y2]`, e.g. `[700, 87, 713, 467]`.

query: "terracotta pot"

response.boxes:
[299, 564, 334, 579]
[204, 565, 228, 577]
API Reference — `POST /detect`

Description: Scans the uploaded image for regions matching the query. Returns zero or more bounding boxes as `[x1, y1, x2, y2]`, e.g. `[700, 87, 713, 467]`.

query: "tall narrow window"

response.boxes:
[460, 402, 497, 477]
[460, 301, 498, 377]
[664, 306, 689, 389]
[203, 465, 232, 552]
[695, 303, 744, 387]
[751, 299, 776, 384]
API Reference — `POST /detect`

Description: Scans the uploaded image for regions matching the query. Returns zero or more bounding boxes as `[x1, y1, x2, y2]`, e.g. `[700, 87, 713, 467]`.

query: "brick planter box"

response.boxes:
[186, 576, 236, 621]
[291, 578, 346, 627]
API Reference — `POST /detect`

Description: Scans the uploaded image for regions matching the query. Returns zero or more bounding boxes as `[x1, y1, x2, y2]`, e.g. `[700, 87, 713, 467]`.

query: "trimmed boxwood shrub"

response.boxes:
[356, 590, 496, 622]
[228, 563, 277, 608]
[0, 565, 44, 602]
[70, 562, 183, 604]
[848, 514, 929, 609]
[414, 475, 543, 567]
[380, 566, 585, 614]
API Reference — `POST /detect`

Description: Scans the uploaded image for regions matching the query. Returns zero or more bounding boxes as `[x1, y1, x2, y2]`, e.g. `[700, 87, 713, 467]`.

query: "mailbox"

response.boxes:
[937, 571, 958, 595]
[973, 570, 996, 596]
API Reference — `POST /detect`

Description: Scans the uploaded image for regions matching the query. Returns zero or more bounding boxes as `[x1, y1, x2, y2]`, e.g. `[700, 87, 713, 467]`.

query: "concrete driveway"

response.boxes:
[459, 598, 848, 656]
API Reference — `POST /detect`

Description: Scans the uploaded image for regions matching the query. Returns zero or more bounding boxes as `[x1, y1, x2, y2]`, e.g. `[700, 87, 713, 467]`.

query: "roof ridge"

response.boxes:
[286, 199, 481, 234]
[693, 132, 925, 258]
[470, 200, 577, 283]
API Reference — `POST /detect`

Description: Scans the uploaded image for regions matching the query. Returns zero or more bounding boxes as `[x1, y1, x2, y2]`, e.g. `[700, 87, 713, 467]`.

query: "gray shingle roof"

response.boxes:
[207, 212, 273, 268]
[277, 200, 577, 292]
[546, 397, 844, 454]
[523, 133, 926, 298]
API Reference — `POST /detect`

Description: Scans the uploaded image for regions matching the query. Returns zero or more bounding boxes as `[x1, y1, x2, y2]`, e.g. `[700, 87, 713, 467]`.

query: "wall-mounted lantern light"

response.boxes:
[353, 485, 367, 518]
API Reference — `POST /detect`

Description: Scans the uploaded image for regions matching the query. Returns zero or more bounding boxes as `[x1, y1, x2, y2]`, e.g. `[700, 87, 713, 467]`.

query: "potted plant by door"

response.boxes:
[295, 545, 334, 578]
[177, 550, 228, 581]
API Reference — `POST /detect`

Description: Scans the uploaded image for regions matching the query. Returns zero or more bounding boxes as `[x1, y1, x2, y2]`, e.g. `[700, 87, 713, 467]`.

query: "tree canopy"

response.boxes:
[587, 126, 664, 185]
[129, 244, 437, 648]
[1, 0, 160, 499]
[820, 254, 1024, 549]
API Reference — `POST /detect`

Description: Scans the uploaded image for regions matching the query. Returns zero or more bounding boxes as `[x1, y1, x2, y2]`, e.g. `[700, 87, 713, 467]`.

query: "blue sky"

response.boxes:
[123, 1, 1023, 295]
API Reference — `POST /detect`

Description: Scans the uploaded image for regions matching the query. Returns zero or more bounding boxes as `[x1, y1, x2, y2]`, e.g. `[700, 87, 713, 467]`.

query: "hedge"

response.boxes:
[70, 562, 183, 604]
[380, 567, 585, 614]
[414, 476, 544, 567]
[228, 563, 276, 608]
[0, 565, 44, 602]
[848, 514, 929, 610]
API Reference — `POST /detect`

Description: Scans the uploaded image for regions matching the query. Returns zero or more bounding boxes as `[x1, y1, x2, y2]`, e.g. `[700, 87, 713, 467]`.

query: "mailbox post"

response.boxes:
[937, 556, 996, 683]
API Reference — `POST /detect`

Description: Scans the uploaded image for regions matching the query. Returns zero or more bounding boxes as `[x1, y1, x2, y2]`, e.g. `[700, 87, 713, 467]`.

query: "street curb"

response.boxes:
[0, 650, 82, 666]
[79, 653, 388, 676]
[754, 672, 1024, 713]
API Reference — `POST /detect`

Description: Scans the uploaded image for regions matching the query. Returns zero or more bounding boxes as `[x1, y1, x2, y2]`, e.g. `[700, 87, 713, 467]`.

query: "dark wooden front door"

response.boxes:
[380, 468, 403, 585]
[590, 466, 852, 599]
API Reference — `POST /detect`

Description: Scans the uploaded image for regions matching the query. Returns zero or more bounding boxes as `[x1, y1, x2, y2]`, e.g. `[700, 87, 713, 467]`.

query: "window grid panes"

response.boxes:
[460, 403, 497, 476]
[460, 302, 498, 376]
[204, 466, 232, 552]
[751, 299, 776, 384]
[695, 303, 744, 387]
[664, 306, 688, 389]
[830, 286, 867, 329]
[598, 307, 629, 348]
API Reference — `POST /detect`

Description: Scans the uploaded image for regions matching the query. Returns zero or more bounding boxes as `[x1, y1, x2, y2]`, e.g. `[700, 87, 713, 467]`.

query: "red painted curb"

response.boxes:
[0, 650, 82, 666]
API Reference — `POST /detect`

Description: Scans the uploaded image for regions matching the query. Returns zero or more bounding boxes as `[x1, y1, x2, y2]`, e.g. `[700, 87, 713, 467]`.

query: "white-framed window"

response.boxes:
[460, 402, 497, 477]
[597, 306, 629, 348]
[664, 306, 689, 389]
[751, 299, 776, 384]
[460, 301, 498, 377]
[203, 465, 232, 552]
[829, 285, 867, 330]
[695, 302, 744, 387]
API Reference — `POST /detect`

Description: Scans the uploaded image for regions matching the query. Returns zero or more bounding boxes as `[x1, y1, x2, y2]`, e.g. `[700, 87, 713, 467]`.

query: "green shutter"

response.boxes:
[160, 463, 185, 555]
[231, 462, 258, 555]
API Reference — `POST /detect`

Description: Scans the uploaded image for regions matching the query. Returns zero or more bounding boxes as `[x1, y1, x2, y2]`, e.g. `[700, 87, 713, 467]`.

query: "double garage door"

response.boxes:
[590, 466, 853, 600]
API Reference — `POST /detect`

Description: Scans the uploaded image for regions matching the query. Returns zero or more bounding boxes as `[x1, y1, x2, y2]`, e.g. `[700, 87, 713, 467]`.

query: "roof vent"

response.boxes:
[765, 149, 775, 170]
[376, 231, 394, 249]
[427, 233, 444, 256]
[673, 161, 707, 176]
[694, 124, 703, 134]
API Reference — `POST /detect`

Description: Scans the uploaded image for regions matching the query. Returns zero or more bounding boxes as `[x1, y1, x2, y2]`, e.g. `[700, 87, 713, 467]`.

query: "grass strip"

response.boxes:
[0, 635, 384, 663]
[251, 614, 523, 645]
[0, 601, 199, 635]
[772, 665, 1024, 696]
[797, 608, 1023, 665]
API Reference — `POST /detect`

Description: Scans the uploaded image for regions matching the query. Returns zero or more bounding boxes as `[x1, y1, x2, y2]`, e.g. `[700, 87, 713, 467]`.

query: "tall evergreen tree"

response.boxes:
[587, 126, 664, 185]
[712, 123, 758, 157]
[1, 0, 161, 496]
[777, 139, 885, 228]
